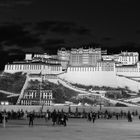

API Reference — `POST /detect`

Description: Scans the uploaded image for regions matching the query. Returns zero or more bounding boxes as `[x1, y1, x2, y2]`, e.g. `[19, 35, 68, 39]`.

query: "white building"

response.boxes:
[4, 47, 140, 92]
[102, 51, 139, 65]
[69, 48, 102, 66]
[20, 89, 53, 106]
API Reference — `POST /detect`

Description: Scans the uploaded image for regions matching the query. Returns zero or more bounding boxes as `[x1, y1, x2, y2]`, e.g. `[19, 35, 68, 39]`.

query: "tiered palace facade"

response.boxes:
[4, 47, 140, 92]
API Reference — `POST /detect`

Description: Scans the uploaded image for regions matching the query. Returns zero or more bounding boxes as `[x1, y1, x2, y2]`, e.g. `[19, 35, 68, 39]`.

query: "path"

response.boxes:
[16, 74, 29, 105]
[58, 78, 138, 107]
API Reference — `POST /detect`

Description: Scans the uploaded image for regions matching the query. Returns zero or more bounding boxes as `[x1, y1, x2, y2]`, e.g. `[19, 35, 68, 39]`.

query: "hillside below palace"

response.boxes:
[4, 47, 140, 92]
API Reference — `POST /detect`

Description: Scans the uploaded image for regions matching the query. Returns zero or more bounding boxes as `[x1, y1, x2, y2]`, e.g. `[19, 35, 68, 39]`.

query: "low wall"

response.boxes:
[1, 105, 140, 113]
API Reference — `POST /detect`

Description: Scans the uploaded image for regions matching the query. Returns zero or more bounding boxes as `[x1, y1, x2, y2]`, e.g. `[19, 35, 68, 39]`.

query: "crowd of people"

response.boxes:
[86, 110, 138, 123]
[0, 109, 139, 127]
[28, 109, 68, 127]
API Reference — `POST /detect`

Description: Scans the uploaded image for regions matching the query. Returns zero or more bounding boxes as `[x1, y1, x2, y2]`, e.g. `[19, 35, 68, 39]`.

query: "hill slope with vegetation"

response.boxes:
[26, 80, 102, 104]
[0, 72, 26, 94]
[26, 80, 79, 104]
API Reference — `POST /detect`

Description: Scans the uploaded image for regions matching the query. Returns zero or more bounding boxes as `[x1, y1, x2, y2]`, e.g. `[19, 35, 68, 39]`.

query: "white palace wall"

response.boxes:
[116, 76, 140, 92]
[42, 65, 63, 75]
[4, 62, 140, 92]
[115, 66, 140, 81]
[59, 70, 140, 92]
[59, 66, 117, 88]
[4, 64, 43, 74]
[58, 65, 140, 92]
[4, 64, 63, 75]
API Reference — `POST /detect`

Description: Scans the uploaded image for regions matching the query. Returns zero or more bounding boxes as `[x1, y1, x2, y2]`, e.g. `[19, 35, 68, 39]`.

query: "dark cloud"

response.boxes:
[0, 50, 9, 69]
[136, 30, 140, 35]
[75, 27, 91, 35]
[0, 23, 41, 48]
[33, 21, 57, 34]
[0, 3, 11, 8]
[51, 22, 91, 36]
[2, 45, 20, 51]
[41, 38, 66, 54]
[0, 21, 92, 52]
[43, 39, 65, 46]
[15, 0, 33, 6]
[120, 42, 140, 51]
[4, 34, 40, 48]
[0, 23, 25, 42]
[34, 21, 91, 36]
[0, 20, 93, 59]
[50, 21, 76, 35]
[100, 37, 113, 42]
[101, 42, 140, 55]
[7, 48, 24, 56]
[0, 0, 33, 7]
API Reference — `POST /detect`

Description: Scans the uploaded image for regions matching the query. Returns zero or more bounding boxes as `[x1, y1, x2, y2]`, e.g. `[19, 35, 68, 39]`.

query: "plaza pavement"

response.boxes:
[0, 118, 140, 140]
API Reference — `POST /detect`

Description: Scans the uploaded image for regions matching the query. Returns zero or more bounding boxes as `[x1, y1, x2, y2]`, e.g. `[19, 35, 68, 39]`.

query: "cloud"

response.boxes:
[0, 23, 26, 42]
[34, 20, 91, 36]
[0, 3, 11, 7]
[101, 41, 140, 55]
[120, 42, 139, 51]
[15, 0, 32, 6]
[2, 45, 20, 52]
[0, 20, 93, 56]
[75, 27, 91, 35]
[0, 23, 41, 48]
[136, 30, 140, 35]
[5, 35, 41, 48]
[2, 44, 44, 56]
[40, 38, 66, 54]
[100, 37, 113, 42]
[0, 50, 9, 69]
[0, 0, 33, 7]
[43, 39, 65, 46]
[50, 22, 76, 35]
[22, 46, 44, 53]
[34, 21, 56, 34]
[7, 49, 24, 56]
[0, 22, 67, 55]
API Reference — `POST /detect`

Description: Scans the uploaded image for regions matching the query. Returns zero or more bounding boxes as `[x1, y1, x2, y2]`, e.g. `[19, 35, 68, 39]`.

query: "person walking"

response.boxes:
[127, 111, 132, 122]
[0, 111, 3, 123]
[92, 112, 96, 123]
[28, 112, 34, 126]
[63, 113, 68, 126]
[87, 112, 92, 121]
[51, 109, 57, 126]
[60, 112, 68, 126]
[45, 110, 49, 123]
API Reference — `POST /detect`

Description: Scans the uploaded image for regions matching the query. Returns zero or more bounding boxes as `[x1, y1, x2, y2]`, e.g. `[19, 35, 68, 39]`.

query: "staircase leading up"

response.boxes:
[16, 74, 29, 105]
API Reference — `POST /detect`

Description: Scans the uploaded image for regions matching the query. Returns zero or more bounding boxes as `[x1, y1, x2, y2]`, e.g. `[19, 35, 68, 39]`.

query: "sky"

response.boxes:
[0, 0, 140, 69]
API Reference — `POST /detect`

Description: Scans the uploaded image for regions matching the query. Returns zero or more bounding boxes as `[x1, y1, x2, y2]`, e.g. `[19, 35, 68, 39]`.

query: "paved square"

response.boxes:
[0, 118, 140, 140]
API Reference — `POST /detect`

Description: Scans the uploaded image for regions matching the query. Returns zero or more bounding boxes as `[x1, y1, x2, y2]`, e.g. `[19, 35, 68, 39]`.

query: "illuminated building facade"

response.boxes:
[102, 51, 139, 66]
[4, 47, 140, 92]
[69, 48, 102, 66]
[20, 89, 53, 106]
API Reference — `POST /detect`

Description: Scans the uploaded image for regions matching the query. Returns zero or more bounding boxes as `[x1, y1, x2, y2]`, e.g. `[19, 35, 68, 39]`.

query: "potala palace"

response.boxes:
[4, 48, 140, 106]
[4, 47, 140, 94]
